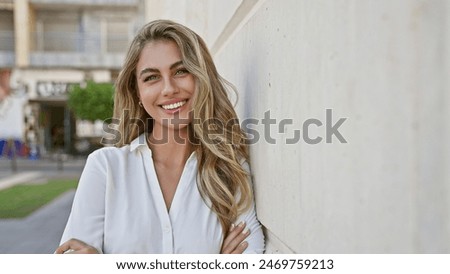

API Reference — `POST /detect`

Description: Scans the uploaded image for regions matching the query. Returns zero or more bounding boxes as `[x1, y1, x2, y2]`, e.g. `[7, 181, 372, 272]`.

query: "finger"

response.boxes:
[224, 227, 250, 253]
[55, 239, 88, 254]
[80, 247, 100, 254]
[55, 240, 76, 254]
[55, 242, 70, 254]
[222, 226, 251, 254]
[222, 222, 247, 253]
[70, 248, 89, 254]
[68, 239, 90, 249]
[231, 241, 248, 254]
[222, 221, 246, 248]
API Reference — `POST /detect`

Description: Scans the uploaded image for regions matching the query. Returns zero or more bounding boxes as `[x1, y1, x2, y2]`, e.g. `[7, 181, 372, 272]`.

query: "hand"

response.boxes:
[221, 221, 251, 254]
[55, 238, 99, 254]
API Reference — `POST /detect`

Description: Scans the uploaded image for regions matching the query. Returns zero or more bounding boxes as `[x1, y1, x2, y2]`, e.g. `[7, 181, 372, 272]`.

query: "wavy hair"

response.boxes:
[114, 20, 252, 233]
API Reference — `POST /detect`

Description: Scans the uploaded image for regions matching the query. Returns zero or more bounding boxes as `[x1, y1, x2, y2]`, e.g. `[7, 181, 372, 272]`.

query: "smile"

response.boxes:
[161, 100, 187, 110]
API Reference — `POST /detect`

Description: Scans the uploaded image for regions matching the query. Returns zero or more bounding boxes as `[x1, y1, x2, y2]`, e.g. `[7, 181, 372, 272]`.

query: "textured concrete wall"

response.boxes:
[144, 0, 242, 47]
[213, 0, 450, 253]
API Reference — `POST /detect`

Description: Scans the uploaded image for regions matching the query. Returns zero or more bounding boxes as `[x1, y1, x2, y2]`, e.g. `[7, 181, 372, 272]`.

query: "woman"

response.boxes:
[55, 20, 264, 254]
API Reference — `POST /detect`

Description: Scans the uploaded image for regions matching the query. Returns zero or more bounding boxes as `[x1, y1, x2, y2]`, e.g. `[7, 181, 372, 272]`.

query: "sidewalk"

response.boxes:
[0, 191, 75, 253]
[0, 157, 86, 254]
[0, 157, 86, 180]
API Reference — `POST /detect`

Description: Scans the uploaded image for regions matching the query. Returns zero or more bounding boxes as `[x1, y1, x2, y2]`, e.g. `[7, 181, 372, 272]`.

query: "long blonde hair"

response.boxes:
[114, 20, 252, 233]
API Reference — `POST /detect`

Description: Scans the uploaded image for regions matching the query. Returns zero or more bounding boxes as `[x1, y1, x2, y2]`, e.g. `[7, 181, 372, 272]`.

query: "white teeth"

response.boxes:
[162, 100, 187, 110]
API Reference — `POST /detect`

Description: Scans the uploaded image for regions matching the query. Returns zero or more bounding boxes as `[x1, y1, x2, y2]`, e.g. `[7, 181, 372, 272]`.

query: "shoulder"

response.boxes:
[89, 145, 131, 157]
[86, 145, 133, 164]
[86, 134, 149, 166]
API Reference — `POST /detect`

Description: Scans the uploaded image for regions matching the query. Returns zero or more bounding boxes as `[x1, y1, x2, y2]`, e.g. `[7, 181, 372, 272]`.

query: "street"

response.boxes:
[0, 157, 85, 254]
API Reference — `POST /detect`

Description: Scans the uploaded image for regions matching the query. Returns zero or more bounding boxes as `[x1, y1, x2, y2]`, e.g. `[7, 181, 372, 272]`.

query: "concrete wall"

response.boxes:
[210, 0, 450, 253]
[144, 0, 242, 48]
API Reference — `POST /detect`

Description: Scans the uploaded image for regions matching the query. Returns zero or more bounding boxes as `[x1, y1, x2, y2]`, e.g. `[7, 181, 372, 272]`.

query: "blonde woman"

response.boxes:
[55, 20, 264, 254]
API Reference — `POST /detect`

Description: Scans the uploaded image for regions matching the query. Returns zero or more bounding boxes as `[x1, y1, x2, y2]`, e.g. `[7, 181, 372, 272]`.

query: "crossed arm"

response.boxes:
[55, 221, 251, 254]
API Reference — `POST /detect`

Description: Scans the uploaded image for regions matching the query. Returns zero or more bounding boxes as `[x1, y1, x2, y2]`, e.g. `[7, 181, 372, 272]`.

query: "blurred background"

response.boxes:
[0, 0, 449, 253]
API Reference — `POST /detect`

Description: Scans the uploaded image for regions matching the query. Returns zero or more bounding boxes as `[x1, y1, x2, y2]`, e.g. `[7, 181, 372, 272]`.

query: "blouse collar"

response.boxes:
[129, 133, 197, 160]
[130, 133, 148, 153]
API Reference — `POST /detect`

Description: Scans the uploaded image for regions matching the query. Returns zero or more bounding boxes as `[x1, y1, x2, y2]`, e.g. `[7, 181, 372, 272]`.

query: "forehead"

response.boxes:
[136, 40, 182, 70]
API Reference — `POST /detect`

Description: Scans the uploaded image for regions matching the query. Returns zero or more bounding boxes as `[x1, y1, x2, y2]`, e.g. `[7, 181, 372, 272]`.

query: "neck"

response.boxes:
[148, 124, 193, 166]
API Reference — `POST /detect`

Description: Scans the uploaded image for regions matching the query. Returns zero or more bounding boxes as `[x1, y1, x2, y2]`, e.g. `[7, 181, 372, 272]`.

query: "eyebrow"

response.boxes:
[139, 60, 184, 78]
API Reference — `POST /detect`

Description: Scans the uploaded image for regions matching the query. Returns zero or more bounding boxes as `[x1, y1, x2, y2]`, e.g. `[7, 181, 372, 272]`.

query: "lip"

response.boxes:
[159, 99, 188, 114]
[159, 98, 187, 106]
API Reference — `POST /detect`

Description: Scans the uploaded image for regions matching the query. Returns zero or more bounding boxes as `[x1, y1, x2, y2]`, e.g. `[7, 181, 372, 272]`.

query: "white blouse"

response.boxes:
[60, 134, 265, 254]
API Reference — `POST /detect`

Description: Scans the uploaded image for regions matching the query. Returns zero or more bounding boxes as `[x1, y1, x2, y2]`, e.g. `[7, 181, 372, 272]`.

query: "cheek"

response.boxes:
[181, 75, 196, 95]
[139, 87, 159, 103]
[139, 93, 161, 117]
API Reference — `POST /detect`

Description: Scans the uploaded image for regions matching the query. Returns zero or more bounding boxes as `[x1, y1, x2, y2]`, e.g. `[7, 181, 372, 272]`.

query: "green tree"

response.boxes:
[68, 81, 114, 121]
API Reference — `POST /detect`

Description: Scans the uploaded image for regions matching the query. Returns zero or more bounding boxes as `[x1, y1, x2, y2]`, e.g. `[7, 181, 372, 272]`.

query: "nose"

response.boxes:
[161, 77, 178, 96]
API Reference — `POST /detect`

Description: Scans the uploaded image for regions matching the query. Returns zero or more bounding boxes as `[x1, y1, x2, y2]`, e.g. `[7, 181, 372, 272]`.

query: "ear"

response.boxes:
[136, 91, 142, 103]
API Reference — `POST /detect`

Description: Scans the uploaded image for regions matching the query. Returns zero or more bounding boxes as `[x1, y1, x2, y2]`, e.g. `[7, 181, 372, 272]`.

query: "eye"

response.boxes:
[175, 68, 189, 76]
[143, 74, 159, 82]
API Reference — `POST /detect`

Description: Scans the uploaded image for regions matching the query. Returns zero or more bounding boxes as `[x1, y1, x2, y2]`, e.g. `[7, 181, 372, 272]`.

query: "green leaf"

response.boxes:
[68, 81, 114, 121]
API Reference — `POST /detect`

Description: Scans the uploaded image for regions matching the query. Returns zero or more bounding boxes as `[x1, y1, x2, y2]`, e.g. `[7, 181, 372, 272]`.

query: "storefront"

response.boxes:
[27, 81, 76, 156]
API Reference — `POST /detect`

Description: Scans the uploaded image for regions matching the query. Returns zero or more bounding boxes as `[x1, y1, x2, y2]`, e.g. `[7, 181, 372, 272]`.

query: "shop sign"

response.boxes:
[36, 82, 75, 97]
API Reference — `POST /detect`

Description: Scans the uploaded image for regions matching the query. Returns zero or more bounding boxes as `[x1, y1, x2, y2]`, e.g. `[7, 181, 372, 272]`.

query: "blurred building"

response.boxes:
[0, 0, 144, 157]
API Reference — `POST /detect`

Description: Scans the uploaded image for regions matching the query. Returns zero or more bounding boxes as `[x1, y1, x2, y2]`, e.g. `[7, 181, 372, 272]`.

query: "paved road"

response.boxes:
[0, 157, 85, 254]
[0, 191, 75, 254]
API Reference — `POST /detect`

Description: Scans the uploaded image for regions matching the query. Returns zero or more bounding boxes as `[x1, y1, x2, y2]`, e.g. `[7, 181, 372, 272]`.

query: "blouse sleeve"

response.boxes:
[235, 161, 265, 254]
[60, 150, 107, 253]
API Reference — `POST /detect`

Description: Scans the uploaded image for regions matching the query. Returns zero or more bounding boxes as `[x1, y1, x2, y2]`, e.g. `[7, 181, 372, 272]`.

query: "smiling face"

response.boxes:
[136, 39, 196, 134]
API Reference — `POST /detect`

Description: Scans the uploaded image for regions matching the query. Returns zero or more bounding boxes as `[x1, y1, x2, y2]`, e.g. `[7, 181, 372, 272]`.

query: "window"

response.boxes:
[36, 11, 79, 52]
[106, 20, 129, 53]
[0, 10, 14, 51]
